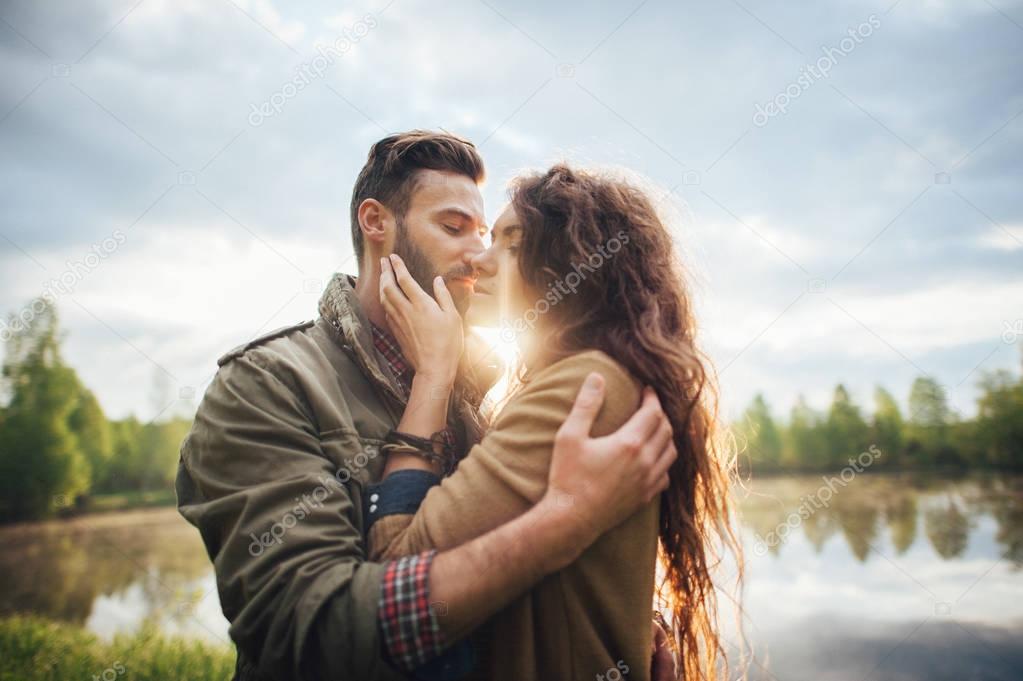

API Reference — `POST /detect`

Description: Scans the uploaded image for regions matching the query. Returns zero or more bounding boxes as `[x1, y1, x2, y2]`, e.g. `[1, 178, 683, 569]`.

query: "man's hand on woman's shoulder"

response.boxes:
[543, 372, 677, 565]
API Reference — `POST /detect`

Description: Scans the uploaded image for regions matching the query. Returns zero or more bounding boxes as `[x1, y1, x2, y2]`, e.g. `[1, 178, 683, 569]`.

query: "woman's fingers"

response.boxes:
[388, 254, 431, 304]
[379, 257, 401, 302]
[380, 256, 416, 314]
[380, 292, 402, 328]
[432, 275, 457, 315]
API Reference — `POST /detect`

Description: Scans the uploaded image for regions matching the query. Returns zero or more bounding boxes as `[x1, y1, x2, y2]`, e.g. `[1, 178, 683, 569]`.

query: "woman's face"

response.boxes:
[466, 204, 532, 329]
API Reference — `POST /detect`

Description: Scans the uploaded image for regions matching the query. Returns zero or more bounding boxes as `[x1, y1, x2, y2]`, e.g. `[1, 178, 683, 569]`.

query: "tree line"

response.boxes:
[734, 353, 1023, 471]
[3, 298, 1021, 521]
[0, 301, 190, 522]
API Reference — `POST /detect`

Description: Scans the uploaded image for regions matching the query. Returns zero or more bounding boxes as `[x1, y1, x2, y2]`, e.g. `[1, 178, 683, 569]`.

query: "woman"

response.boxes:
[372, 164, 741, 681]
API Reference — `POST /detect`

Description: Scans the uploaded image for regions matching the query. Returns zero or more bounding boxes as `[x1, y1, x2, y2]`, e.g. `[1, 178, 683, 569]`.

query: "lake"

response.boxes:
[2, 472, 1020, 680]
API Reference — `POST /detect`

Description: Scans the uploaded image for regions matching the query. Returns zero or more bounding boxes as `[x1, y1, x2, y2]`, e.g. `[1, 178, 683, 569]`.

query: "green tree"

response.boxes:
[973, 366, 1023, 467]
[102, 417, 144, 491]
[738, 393, 783, 468]
[906, 376, 957, 466]
[784, 395, 828, 468]
[908, 376, 951, 426]
[871, 386, 904, 466]
[138, 418, 190, 491]
[0, 301, 90, 521]
[67, 384, 112, 491]
[825, 384, 870, 467]
[101, 416, 189, 492]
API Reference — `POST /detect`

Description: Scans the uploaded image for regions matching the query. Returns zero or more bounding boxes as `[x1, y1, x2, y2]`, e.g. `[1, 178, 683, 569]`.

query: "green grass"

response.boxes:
[0, 615, 235, 681]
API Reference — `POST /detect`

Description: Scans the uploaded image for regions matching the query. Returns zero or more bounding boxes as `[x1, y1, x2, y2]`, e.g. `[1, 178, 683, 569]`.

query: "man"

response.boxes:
[177, 130, 675, 680]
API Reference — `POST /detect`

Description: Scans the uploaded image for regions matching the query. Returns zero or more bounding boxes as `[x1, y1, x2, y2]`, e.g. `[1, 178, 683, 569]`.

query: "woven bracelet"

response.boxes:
[382, 430, 454, 473]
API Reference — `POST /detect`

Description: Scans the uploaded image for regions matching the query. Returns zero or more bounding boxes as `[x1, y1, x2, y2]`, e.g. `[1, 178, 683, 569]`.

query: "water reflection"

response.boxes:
[736, 473, 1023, 680]
[740, 472, 1023, 566]
[0, 474, 1020, 679]
[0, 509, 228, 642]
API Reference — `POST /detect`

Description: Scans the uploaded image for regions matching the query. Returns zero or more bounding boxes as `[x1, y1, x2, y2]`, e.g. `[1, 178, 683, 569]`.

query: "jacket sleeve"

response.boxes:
[176, 351, 405, 681]
[368, 352, 642, 561]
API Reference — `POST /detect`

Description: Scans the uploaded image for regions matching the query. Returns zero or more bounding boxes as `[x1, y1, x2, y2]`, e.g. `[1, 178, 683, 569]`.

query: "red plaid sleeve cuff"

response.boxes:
[378, 550, 444, 670]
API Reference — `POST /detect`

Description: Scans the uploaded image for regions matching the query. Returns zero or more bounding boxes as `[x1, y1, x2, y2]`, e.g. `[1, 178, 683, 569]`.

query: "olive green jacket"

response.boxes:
[176, 273, 498, 681]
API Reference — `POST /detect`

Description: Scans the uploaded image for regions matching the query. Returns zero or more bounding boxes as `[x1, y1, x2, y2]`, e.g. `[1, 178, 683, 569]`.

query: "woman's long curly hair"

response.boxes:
[508, 163, 743, 681]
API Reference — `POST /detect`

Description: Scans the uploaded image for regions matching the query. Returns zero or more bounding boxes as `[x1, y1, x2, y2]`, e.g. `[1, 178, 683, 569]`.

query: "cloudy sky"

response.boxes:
[1, 0, 1021, 423]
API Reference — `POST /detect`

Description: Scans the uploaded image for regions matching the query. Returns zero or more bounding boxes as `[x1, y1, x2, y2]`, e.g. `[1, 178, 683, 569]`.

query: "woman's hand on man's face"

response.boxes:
[379, 253, 464, 386]
[545, 373, 677, 542]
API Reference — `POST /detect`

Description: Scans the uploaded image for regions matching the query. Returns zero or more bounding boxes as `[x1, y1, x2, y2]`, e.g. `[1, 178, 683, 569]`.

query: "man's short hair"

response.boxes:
[350, 130, 485, 264]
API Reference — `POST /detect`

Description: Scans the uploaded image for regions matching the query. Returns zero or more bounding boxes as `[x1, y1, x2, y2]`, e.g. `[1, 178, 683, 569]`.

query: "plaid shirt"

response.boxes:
[371, 322, 456, 671]
[370, 322, 458, 453]
[378, 551, 443, 669]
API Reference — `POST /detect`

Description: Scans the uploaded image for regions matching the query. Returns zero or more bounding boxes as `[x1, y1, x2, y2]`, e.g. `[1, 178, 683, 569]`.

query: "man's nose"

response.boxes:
[463, 234, 487, 268]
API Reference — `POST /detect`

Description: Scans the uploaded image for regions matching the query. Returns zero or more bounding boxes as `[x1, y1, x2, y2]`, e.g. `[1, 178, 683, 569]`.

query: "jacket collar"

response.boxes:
[317, 273, 502, 439]
[318, 272, 406, 404]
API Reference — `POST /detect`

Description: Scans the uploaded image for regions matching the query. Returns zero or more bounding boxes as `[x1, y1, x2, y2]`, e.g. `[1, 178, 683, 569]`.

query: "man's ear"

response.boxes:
[357, 198, 394, 251]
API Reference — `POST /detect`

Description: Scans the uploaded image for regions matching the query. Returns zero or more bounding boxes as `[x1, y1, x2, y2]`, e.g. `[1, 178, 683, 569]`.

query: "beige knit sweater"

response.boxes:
[369, 350, 660, 681]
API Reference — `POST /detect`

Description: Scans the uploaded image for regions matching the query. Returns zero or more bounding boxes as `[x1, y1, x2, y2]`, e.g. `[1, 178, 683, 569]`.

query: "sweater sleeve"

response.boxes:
[368, 351, 642, 561]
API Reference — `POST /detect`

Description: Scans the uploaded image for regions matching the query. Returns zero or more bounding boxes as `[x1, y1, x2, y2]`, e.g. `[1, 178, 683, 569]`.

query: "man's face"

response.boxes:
[390, 170, 487, 316]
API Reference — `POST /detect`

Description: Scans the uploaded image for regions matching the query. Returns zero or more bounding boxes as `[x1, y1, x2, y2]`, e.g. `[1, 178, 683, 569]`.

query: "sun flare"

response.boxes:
[473, 326, 520, 404]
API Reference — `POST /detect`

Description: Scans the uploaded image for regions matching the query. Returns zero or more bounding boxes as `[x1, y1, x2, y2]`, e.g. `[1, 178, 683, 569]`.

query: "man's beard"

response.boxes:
[393, 217, 474, 316]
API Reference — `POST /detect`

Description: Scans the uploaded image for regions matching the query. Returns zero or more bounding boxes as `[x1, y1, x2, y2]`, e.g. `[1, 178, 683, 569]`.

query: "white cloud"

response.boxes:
[4, 222, 350, 418]
[1, 0, 1020, 424]
[979, 224, 1023, 251]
